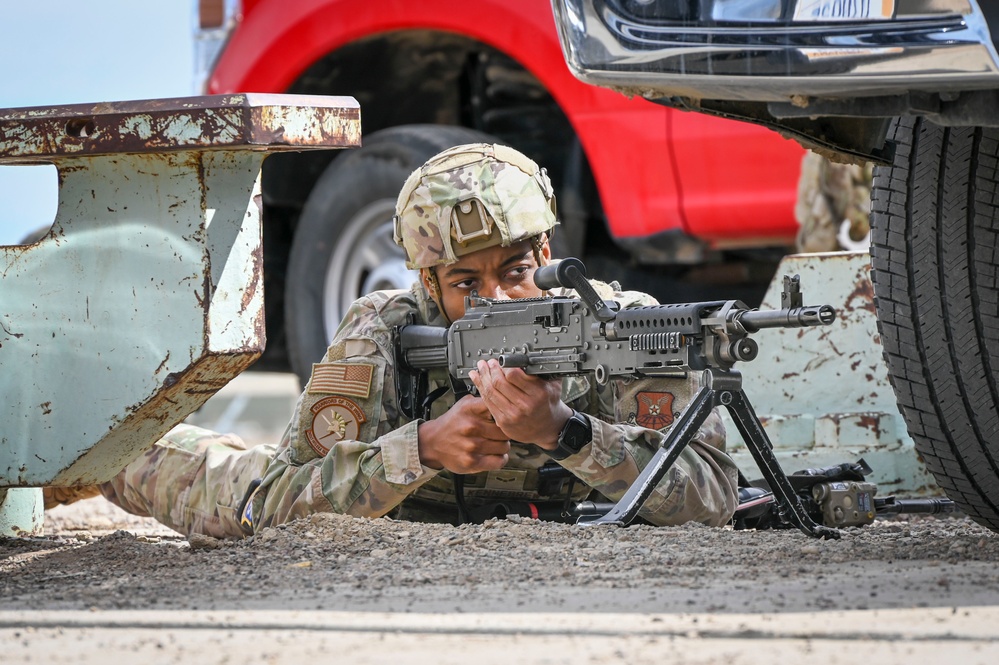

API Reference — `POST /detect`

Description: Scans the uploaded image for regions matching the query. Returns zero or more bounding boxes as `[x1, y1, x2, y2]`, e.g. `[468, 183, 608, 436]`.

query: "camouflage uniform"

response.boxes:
[795, 151, 873, 252]
[102, 277, 738, 538]
[101, 142, 740, 538]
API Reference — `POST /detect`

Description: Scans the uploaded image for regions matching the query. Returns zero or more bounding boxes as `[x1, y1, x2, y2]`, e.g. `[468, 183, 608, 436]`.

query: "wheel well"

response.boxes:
[263, 30, 595, 220]
[253, 29, 603, 371]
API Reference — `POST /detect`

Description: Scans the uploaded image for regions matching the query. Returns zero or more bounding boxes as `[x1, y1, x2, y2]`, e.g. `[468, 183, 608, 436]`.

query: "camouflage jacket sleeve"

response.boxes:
[253, 288, 441, 528]
[554, 282, 740, 527]
[558, 375, 739, 527]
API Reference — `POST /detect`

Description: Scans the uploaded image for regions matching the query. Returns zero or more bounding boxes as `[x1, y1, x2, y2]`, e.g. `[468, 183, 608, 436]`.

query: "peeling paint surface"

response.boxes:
[723, 251, 939, 495]
[0, 94, 361, 162]
[0, 488, 43, 536]
[0, 95, 361, 488]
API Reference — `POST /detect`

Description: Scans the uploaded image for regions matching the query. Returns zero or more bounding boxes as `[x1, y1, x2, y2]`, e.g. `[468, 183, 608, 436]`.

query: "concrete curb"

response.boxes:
[3, 607, 997, 664]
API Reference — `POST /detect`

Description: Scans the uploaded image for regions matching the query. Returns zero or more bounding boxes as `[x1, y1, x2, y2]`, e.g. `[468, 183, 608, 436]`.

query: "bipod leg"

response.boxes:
[719, 371, 840, 540]
[577, 381, 716, 526]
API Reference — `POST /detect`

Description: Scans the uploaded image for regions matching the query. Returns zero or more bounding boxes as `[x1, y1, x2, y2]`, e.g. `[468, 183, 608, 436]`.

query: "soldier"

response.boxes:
[93, 143, 739, 538]
[795, 151, 873, 253]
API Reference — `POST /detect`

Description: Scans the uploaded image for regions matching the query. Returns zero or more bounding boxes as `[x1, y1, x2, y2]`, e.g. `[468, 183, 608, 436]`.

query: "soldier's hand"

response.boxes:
[469, 359, 573, 451]
[417, 394, 511, 473]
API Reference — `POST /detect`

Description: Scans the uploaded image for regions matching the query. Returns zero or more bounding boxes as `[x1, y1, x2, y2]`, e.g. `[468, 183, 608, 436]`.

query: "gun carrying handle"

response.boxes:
[533, 260, 573, 290]
[533, 258, 616, 321]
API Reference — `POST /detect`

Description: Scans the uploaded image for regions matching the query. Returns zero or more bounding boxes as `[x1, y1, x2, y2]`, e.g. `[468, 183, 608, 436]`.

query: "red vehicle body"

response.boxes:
[196, 0, 806, 382]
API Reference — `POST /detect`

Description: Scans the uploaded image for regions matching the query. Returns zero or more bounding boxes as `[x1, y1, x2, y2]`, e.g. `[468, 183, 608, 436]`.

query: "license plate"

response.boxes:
[793, 0, 896, 21]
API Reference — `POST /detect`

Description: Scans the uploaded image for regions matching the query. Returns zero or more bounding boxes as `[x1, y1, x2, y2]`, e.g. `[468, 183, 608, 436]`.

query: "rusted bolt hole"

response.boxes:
[65, 118, 96, 138]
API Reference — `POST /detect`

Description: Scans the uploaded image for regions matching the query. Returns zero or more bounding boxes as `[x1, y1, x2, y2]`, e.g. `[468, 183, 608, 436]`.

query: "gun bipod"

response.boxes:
[577, 367, 841, 539]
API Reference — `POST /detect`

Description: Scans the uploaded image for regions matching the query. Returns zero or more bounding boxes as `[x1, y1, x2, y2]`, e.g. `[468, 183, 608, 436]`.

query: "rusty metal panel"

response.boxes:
[0, 94, 361, 162]
[722, 251, 940, 495]
[0, 95, 361, 492]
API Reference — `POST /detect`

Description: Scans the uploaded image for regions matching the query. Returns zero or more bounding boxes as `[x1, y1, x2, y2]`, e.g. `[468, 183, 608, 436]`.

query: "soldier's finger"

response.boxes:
[496, 367, 539, 393]
[467, 416, 509, 442]
[473, 437, 511, 457]
[470, 360, 499, 395]
[455, 394, 493, 419]
[471, 452, 509, 472]
[474, 360, 525, 409]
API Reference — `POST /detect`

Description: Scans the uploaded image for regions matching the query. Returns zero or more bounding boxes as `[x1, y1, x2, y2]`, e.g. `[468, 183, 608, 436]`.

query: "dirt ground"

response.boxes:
[3, 497, 999, 615]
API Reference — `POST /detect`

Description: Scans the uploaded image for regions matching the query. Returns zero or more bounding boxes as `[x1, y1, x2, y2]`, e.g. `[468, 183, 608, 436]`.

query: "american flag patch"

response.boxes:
[308, 362, 374, 398]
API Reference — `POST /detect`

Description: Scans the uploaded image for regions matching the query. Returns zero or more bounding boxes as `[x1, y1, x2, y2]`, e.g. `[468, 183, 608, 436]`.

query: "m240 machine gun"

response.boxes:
[397, 258, 840, 538]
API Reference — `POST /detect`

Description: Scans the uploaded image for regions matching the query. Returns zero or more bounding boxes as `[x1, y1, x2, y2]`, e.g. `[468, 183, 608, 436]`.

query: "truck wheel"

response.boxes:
[869, 117, 999, 531]
[285, 124, 500, 385]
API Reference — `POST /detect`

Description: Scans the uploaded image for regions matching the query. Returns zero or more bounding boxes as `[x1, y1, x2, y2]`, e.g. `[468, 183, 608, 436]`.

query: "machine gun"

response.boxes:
[396, 258, 840, 538]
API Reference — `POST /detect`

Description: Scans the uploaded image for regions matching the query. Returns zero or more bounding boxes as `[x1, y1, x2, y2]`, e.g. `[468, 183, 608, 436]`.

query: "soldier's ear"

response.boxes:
[539, 234, 552, 265]
[420, 268, 438, 299]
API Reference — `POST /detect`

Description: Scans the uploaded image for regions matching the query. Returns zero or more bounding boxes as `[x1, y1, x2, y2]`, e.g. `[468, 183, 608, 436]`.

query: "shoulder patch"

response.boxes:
[306, 396, 368, 456]
[308, 362, 374, 398]
[635, 391, 677, 430]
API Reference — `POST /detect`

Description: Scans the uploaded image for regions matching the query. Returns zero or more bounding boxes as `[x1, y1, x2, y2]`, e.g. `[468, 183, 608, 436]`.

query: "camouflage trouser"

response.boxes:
[795, 151, 873, 253]
[101, 424, 276, 539]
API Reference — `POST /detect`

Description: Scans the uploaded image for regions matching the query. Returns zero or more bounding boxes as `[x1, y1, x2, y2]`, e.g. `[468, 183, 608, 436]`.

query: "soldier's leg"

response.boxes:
[42, 485, 103, 509]
[101, 424, 276, 539]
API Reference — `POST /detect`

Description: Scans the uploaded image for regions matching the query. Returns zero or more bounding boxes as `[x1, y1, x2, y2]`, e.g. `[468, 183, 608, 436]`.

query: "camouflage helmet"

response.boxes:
[393, 143, 558, 269]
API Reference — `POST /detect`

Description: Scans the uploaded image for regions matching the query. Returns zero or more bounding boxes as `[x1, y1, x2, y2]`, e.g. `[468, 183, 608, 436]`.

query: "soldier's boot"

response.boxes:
[42, 485, 104, 510]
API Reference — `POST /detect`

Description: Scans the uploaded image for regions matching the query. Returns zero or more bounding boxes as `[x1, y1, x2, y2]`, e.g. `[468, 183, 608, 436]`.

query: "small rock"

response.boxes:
[188, 533, 223, 550]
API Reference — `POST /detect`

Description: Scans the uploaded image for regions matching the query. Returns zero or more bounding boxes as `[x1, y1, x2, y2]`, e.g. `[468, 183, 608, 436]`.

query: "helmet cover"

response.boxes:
[393, 143, 558, 269]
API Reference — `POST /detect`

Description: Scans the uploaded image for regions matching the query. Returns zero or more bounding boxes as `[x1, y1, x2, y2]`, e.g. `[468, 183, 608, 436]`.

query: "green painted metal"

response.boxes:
[0, 489, 43, 536]
[723, 251, 940, 495]
[0, 95, 360, 505]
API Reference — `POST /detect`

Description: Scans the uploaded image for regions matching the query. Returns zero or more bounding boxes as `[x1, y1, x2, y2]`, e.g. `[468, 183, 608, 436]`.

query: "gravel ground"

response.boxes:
[3, 498, 999, 614]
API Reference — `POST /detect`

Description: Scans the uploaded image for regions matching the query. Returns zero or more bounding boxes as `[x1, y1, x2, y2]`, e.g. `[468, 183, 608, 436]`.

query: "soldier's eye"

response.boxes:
[507, 266, 529, 279]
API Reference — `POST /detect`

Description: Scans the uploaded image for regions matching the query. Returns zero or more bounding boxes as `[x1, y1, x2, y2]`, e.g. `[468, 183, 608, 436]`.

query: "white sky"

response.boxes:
[0, 2, 194, 244]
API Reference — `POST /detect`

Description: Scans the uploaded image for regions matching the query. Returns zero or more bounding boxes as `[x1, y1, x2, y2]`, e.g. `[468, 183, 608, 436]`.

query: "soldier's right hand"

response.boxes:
[417, 395, 510, 474]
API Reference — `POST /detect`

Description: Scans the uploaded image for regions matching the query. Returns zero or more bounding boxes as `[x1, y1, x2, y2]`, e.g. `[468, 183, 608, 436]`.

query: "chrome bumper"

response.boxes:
[552, 0, 999, 102]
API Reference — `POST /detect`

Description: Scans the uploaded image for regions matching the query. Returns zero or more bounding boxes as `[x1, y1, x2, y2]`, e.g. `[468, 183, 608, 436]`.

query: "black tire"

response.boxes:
[870, 117, 999, 531]
[285, 124, 500, 385]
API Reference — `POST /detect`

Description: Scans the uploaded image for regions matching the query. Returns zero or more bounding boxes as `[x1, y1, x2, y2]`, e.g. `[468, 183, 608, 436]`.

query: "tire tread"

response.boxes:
[871, 118, 999, 531]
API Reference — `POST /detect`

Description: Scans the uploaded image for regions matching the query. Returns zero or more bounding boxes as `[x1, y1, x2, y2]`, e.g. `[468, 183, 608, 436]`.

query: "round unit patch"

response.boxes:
[306, 395, 368, 456]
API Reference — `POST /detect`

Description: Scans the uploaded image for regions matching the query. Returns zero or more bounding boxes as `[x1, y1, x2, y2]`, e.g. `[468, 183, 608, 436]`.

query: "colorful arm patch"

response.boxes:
[308, 361, 374, 398]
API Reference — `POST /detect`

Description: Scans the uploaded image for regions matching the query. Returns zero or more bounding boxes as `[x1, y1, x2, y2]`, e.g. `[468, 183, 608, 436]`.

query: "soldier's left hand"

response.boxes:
[468, 358, 573, 450]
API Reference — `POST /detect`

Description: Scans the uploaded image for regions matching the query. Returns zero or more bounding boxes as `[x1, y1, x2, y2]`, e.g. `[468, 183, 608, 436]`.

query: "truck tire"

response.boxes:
[285, 124, 502, 385]
[869, 116, 999, 531]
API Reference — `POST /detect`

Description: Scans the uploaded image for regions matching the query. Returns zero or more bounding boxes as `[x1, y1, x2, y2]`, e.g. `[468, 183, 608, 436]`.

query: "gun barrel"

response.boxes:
[875, 497, 958, 516]
[739, 305, 835, 331]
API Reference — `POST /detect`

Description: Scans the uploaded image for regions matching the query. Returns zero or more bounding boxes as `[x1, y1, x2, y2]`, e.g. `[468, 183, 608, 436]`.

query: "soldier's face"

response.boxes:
[428, 238, 552, 321]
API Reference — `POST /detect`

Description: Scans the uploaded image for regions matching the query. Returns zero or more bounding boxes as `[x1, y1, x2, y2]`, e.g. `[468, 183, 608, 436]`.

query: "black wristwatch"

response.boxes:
[548, 410, 592, 460]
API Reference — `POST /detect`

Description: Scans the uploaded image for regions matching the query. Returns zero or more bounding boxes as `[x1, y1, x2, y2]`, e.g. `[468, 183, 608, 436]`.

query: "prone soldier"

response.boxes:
[78, 143, 741, 537]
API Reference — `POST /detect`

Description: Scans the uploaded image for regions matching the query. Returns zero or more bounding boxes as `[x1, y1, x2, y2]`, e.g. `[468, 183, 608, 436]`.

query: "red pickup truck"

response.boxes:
[195, 0, 805, 382]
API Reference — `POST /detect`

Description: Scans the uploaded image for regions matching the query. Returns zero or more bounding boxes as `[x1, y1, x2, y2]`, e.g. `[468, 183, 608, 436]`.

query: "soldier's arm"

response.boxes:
[549, 284, 740, 527]
[555, 397, 739, 527]
[252, 292, 447, 528]
[467, 341, 739, 527]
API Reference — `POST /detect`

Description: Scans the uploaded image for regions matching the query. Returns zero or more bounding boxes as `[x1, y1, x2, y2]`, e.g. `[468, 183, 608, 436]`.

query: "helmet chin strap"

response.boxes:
[533, 233, 552, 296]
[420, 268, 450, 325]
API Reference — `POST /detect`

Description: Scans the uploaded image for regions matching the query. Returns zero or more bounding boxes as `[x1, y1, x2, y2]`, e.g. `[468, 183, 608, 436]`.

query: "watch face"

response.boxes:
[561, 414, 591, 451]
